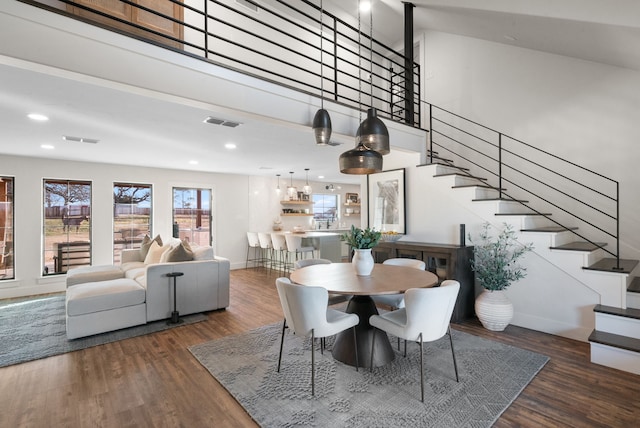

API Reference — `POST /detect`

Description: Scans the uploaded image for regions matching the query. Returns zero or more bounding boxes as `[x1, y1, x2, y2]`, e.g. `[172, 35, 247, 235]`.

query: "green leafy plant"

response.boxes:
[469, 223, 534, 291]
[340, 225, 382, 249]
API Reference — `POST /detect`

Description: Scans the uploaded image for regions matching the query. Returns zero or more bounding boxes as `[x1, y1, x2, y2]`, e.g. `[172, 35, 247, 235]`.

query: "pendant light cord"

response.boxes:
[320, 0, 324, 110]
[358, 0, 362, 124]
[370, 3, 374, 106]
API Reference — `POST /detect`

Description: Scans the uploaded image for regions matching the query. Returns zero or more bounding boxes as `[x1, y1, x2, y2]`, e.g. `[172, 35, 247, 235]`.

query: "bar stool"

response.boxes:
[270, 233, 290, 275]
[285, 234, 315, 263]
[257, 232, 274, 270]
[246, 232, 262, 268]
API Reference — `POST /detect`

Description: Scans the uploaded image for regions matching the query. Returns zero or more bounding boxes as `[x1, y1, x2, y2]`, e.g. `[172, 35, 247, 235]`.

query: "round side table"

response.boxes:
[166, 272, 184, 324]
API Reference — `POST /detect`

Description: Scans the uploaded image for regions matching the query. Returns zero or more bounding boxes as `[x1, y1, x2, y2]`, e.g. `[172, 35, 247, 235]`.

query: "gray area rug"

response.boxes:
[0, 294, 206, 368]
[190, 322, 549, 428]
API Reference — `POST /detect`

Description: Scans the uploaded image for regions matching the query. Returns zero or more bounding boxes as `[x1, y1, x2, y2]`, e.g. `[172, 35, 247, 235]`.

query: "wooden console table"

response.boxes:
[372, 241, 475, 322]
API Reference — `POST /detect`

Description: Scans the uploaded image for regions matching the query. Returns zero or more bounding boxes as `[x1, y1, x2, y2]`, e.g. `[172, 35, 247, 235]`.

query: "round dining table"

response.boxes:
[290, 262, 438, 368]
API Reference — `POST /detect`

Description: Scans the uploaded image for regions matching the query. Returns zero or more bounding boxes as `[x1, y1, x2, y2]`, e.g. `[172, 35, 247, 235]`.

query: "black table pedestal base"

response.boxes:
[332, 295, 395, 368]
[166, 272, 184, 325]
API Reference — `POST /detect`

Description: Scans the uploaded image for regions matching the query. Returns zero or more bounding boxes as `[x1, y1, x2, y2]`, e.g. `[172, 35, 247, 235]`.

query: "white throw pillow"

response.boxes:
[144, 241, 168, 265]
[192, 246, 214, 261]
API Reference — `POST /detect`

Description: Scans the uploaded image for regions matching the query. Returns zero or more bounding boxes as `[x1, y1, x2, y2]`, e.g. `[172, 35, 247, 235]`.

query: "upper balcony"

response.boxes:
[24, 0, 421, 129]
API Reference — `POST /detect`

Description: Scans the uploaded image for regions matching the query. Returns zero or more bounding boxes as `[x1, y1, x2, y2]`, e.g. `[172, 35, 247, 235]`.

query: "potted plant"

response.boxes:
[469, 222, 533, 331]
[341, 225, 381, 276]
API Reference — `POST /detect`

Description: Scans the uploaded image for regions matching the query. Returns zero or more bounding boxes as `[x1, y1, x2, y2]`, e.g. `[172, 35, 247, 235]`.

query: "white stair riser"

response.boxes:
[627, 292, 640, 310]
[494, 215, 554, 229]
[590, 343, 640, 375]
[595, 312, 640, 340]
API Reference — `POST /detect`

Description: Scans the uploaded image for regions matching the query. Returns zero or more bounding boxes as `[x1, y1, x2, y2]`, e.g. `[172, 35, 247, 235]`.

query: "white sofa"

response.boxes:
[65, 241, 230, 339]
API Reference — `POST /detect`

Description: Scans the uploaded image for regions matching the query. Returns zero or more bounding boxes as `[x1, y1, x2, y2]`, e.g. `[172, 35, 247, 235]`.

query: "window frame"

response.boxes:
[113, 182, 152, 263]
[0, 176, 14, 280]
[42, 179, 92, 276]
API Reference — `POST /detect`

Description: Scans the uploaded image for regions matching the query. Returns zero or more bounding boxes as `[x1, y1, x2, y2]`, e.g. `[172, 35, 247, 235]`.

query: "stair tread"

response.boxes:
[451, 184, 505, 190]
[584, 258, 639, 274]
[521, 226, 579, 233]
[417, 162, 469, 171]
[550, 241, 607, 252]
[433, 173, 488, 181]
[594, 304, 640, 320]
[588, 329, 640, 354]
[629, 277, 640, 293]
[472, 198, 529, 203]
[495, 212, 552, 216]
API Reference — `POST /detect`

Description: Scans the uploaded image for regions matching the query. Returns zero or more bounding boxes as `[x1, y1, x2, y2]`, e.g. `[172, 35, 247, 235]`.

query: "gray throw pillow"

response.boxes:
[165, 240, 194, 263]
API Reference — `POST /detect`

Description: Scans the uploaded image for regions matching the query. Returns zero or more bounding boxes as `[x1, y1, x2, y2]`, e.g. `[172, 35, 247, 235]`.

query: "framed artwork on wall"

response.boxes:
[367, 168, 406, 234]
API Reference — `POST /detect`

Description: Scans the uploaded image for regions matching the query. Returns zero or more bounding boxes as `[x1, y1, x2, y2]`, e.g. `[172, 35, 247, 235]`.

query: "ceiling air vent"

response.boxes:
[235, 0, 258, 12]
[63, 135, 99, 144]
[203, 116, 242, 128]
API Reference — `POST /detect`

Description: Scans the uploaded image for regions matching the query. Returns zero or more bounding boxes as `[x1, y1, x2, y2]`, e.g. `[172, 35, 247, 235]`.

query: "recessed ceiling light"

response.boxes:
[189, 160, 198, 165]
[28, 113, 49, 121]
[62, 135, 99, 144]
[318, 175, 325, 179]
[203, 116, 242, 127]
[360, 1, 371, 13]
[225, 143, 237, 149]
[41, 144, 54, 149]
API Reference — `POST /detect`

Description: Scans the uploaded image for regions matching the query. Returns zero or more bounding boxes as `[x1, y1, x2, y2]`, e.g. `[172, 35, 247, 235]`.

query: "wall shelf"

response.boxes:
[281, 213, 313, 217]
[281, 200, 311, 205]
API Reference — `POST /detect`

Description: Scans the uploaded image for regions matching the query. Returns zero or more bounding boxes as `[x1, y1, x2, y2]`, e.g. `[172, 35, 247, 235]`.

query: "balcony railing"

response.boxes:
[24, 0, 421, 127]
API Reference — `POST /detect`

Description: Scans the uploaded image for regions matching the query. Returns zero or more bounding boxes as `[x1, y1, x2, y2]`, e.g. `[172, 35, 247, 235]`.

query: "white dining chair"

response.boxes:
[369, 280, 460, 402]
[245, 232, 262, 269]
[257, 232, 274, 270]
[293, 258, 352, 306]
[372, 258, 426, 310]
[275, 277, 360, 396]
[372, 258, 426, 350]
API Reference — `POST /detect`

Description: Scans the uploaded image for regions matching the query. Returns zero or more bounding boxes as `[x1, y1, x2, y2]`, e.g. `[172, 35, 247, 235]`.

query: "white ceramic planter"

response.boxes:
[475, 289, 514, 331]
[352, 248, 374, 276]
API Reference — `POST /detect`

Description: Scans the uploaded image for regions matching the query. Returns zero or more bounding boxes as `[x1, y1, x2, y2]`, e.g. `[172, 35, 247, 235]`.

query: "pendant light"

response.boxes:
[287, 171, 297, 200]
[356, 0, 389, 155]
[339, 0, 382, 175]
[313, 0, 332, 145]
[275, 174, 282, 195]
[303, 168, 312, 195]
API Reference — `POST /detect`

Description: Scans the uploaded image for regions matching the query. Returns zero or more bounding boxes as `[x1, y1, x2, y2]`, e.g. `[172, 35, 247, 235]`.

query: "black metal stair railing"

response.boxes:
[425, 103, 622, 269]
[24, 0, 420, 128]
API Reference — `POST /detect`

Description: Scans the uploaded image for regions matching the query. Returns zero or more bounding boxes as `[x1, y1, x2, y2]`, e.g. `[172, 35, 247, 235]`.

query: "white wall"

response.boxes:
[0, 154, 362, 299]
[0, 154, 252, 298]
[421, 30, 640, 260]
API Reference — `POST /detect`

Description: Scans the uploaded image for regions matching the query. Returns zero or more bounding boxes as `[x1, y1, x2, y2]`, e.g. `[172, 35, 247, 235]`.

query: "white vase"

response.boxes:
[475, 289, 514, 331]
[352, 248, 374, 276]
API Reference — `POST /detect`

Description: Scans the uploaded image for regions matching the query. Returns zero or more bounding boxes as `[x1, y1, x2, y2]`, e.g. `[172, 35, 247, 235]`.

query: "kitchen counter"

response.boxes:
[272, 231, 344, 262]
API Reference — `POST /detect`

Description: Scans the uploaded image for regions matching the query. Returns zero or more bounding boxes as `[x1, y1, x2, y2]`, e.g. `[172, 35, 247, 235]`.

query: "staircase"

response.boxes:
[418, 156, 640, 375]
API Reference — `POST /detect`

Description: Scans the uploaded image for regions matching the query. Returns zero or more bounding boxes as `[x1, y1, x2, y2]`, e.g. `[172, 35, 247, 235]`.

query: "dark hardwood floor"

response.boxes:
[1, 268, 639, 427]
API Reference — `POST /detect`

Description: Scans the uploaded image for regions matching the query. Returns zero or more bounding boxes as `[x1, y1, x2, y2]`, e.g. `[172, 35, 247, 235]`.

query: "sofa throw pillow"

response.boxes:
[140, 234, 163, 260]
[144, 241, 168, 265]
[192, 245, 214, 261]
[165, 240, 194, 263]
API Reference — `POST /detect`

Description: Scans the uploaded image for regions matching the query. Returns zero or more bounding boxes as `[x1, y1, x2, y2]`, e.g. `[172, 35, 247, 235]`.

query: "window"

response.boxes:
[0, 177, 14, 280]
[172, 187, 212, 246]
[113, 183, 152, 263]
[312, 193, 338, 222]
[43, 179, 92, 275]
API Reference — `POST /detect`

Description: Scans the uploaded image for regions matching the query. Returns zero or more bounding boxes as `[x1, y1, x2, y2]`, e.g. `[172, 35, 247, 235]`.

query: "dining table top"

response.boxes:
[289, 262, 439, 296]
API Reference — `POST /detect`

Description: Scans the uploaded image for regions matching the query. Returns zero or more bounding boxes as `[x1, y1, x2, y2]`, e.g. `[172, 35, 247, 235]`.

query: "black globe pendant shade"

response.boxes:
[356, 108, 390, 155]
[339, 142, 383, 174]
[312, 108, 332, 146]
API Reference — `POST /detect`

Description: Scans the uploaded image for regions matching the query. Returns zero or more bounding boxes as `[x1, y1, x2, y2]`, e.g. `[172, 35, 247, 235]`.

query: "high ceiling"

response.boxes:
[1, 0, 638, 184]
